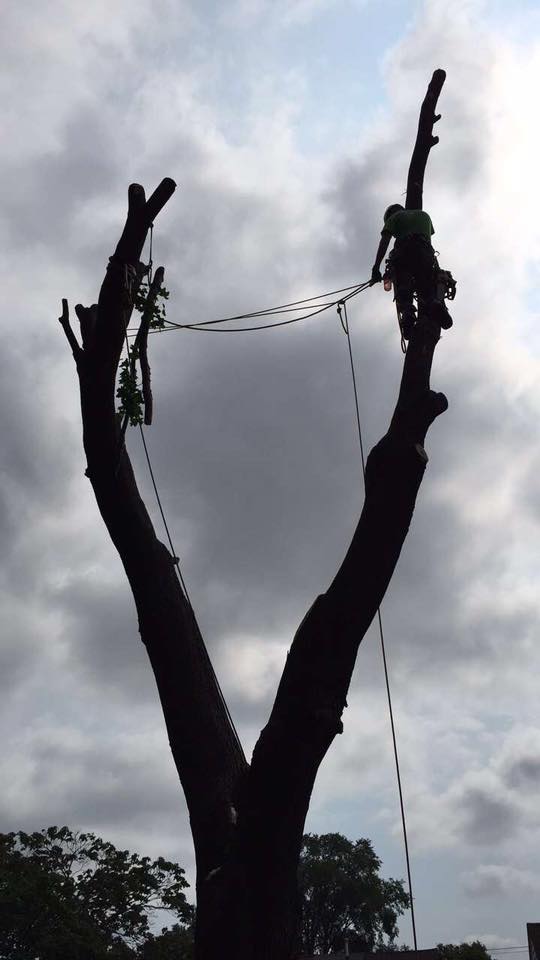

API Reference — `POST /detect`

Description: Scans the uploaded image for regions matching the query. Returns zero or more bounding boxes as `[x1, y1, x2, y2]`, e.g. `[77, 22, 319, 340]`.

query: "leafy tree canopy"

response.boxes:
[0, 826, 194, 959]
[299, 832, 410, 956]
[139, 923, 194, 959]
[437, 942, 493, 960]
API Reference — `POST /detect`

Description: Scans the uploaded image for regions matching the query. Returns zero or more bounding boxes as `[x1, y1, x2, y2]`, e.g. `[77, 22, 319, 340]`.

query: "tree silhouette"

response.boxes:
[299, 833, 409, 955]
[0, 827, 193, 958]
[60, 71, 447, 960]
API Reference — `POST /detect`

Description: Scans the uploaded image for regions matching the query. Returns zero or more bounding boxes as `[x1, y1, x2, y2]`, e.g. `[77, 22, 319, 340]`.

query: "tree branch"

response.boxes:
[64, 182, 248, 893]
[217, 318, 445, 958]
[115, 179, 176, 265]
[134, 265, 165, 427]
[58, 299, 83, 363]
[406, 69, 446, 210]
[206, 74, 450, 957]
[95, 180, 176, 368]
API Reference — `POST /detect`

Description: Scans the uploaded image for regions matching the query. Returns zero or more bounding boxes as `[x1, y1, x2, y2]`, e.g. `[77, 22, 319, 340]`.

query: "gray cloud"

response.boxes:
[457, 787, 518, 846]
[461, 863, 540, 898]
[504, 756, 540, 790]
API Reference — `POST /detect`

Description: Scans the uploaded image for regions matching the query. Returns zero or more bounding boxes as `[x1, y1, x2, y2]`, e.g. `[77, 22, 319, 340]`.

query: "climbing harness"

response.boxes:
[383, 247, 456, 353]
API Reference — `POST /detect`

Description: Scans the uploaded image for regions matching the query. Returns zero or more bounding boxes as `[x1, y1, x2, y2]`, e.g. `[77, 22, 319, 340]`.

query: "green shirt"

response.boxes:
[383, 209, 434, 241]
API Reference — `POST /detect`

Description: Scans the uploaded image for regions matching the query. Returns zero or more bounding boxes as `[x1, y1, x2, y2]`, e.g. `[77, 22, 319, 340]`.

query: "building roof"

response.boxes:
[527, 924, 540, 960]
[301, 951, 439, 960]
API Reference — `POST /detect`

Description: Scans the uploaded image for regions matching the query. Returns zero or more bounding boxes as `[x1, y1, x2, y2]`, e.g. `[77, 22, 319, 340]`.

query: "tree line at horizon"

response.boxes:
[0, 826, 492, 959]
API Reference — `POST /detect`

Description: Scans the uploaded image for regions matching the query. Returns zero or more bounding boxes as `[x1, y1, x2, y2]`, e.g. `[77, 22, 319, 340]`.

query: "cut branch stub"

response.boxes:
[75, 303, 99, 353]
[58, 298, 83, 362]
[62, 179, 249, 924]
[115, 178, 176, 266]
[390, 319, 447, 445]
[95, 179, 176, 368]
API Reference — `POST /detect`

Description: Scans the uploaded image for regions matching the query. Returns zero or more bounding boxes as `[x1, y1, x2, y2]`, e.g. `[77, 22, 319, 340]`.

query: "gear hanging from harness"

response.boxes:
[383, 236, 456, 352]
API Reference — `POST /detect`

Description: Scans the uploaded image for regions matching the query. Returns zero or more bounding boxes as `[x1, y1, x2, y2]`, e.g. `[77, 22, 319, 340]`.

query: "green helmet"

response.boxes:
[384, 203, 404, 223]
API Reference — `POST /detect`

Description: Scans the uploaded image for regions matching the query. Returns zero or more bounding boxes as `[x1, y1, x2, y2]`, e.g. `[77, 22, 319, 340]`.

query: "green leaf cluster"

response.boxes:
[116, 279, 170, 425]
[116, 353, 143, 426]
[133, 280, 170, 330]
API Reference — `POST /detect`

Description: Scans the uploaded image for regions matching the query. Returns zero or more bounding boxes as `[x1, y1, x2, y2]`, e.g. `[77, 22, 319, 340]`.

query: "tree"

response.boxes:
[139, 924, 194, 959]
[437, 943, 493, 960]
[0, 827, 193, 959]
[59, 71, 447, 959]
[299, 833, 409, 956]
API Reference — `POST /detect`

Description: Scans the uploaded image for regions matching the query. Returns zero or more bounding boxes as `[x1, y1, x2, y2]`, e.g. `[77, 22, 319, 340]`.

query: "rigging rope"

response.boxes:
[137, 423, 246, 761]
[121, 246, 418, 931]
[127, 281, 372, 337]
[337, 298, 418, 952]
[119, 234, 246, 761]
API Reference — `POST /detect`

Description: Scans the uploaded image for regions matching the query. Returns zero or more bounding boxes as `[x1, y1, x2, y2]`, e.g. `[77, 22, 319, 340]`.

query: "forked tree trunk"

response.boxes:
[61, 71, 447, 960]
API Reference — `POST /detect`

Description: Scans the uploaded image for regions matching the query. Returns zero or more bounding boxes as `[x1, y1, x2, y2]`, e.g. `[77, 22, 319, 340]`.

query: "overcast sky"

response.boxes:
[1, 0, 540, 951]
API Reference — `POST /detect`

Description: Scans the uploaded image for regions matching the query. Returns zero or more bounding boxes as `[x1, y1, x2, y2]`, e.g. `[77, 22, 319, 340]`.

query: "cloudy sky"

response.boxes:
[2, 0, 540, 951]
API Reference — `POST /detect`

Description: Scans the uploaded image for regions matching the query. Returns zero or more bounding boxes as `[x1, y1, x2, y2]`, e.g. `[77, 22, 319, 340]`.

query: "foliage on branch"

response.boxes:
[134, 278, 170, 330]
[0, 826, 194, 959]
[117, 351, 144, 426]
[116, 278, 170, 425]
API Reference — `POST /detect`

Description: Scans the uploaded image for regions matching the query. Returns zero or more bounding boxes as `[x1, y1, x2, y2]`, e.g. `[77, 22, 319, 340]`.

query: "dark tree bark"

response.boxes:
[406, 69, 446, 210]
[60, 180, 249, 890]
[61, 74, 447, 960]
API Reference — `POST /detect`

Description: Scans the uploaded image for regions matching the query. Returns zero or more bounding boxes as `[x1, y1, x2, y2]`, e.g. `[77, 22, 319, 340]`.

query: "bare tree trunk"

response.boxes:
[406, 69, 446, 210]
[60, 181, 248, 890]
[201, 322, 447, 959]
[61, 72, 448, 960]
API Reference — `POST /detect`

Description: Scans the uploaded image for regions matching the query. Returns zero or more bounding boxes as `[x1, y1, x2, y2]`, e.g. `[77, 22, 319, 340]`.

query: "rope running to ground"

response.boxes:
[136, 423, 245, 760]
[337, 298, 418, 953]
[123, 259, 418, 934]
[121, 275, 372, 760]
[119, 240, 245, 760]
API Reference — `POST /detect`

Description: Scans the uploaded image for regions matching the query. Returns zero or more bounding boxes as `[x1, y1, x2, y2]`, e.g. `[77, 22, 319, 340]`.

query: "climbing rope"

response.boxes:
[137, 422, 246, 761]
[148, 223, 153, 283]
[118, 232, 246, 761]
[127, 280, 372, 337]
[337, 298, 418, 952]
[120, 241, 419, 929]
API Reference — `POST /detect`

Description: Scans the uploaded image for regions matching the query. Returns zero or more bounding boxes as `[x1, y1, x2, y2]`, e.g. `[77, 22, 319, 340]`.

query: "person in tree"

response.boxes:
[371, 203, 453, 339]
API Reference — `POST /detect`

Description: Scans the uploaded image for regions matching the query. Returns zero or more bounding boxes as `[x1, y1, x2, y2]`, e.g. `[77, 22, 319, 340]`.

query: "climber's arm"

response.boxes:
[371, 231, 391, 283]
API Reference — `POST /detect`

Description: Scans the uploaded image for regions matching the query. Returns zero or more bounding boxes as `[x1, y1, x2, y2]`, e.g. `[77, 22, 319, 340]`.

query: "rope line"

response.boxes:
[119, 234, 245, 760]
[137, 423, 245, 760]
[123, 274, 372, 760]
[147, 223, 154, 284]
[182, 301, 337, 333]
[127, 280, 371, 337]
[338, 299, 418, 953]
[122, 257, 418, 921]
[175, 281, 368, 325]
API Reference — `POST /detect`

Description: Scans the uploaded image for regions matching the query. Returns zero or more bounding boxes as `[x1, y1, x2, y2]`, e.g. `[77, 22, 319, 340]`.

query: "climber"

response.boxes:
[370, 203, 453, 340]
